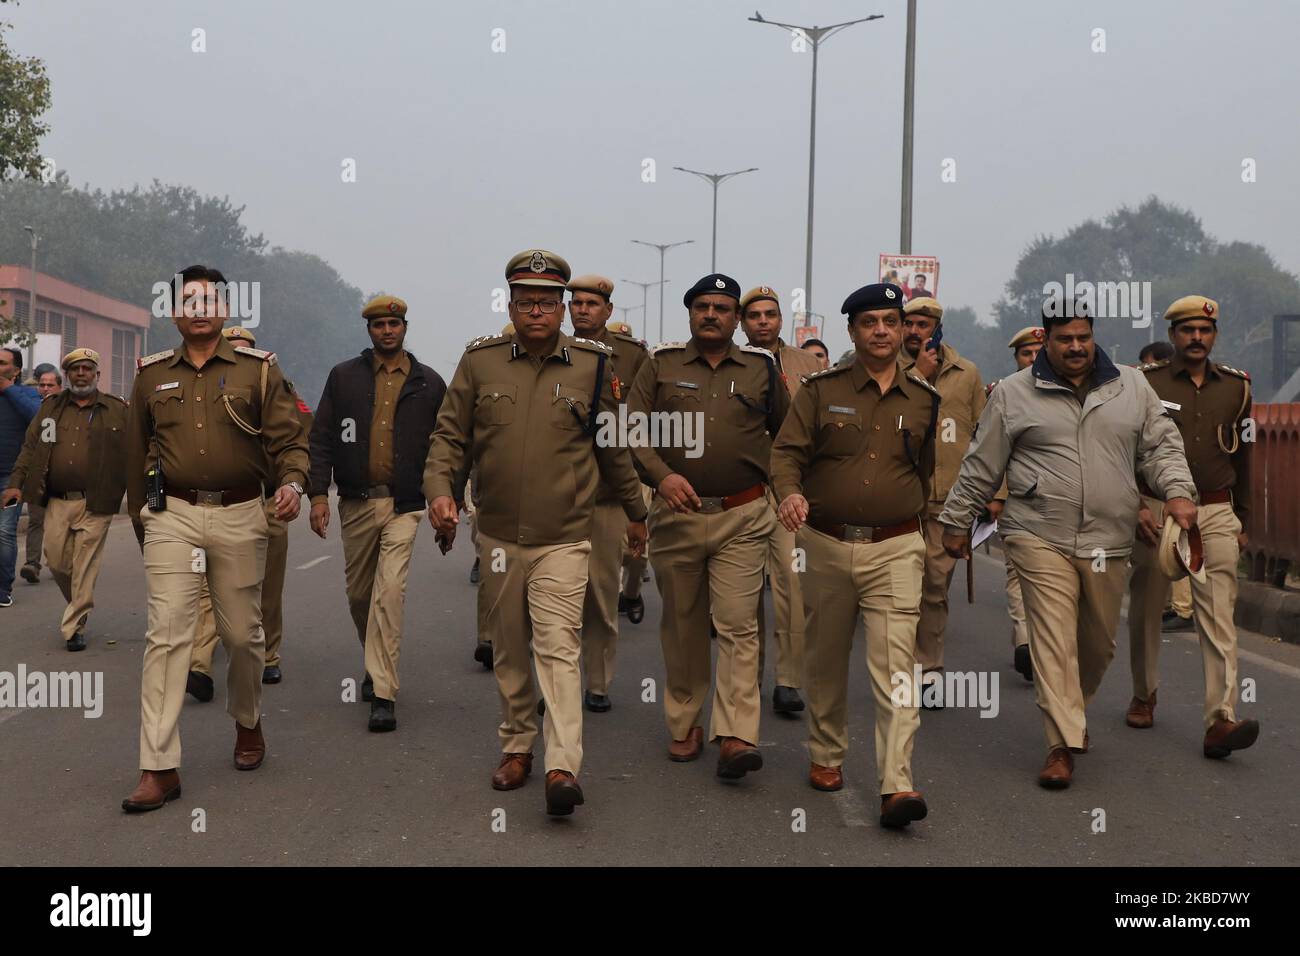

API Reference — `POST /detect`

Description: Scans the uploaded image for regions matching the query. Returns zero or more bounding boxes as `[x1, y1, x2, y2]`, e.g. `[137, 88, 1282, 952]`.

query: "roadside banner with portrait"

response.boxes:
[879, 255, 940, 302]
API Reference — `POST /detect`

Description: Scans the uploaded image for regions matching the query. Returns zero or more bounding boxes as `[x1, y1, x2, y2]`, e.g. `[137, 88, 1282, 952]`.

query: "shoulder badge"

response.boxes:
[570, 336, 613, 354]
[233, 345, 277, 365]
[650, 341, 687, 357]
[466, 333, 511, 352]
[739, 344, 776, 363]
[905, 370, 942, 397]
[137, 348, 175, 370]
[1217, 363, 1250, 380]
[805, 363, 850, 382]
[612, 330, 648, 351]
[1137, 359, 1170, 373]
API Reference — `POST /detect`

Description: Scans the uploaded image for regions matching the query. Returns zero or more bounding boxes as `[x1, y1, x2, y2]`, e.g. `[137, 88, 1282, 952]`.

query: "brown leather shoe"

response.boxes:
[716, 736, 763, 779]
[234, 720, 265, 771]
[668, 726, 704, 762]
[491, 752, 533, 790]
[1203, 717, 1260, 759]
[1038, 747, 1074, 789]
[809, 762, 843, 791]
[1126, 690, 1156, 729]
[544, 770, 585, 816]
[121, 769, 182, 813]
[880, 791, 927, 828]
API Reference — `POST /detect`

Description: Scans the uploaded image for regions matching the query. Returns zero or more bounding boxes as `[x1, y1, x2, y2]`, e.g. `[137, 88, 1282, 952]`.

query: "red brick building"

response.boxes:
[0, 265, 151, 397]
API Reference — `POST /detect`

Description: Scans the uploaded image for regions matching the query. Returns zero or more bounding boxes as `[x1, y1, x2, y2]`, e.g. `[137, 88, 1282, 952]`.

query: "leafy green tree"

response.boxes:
[0, 5, 51, 181]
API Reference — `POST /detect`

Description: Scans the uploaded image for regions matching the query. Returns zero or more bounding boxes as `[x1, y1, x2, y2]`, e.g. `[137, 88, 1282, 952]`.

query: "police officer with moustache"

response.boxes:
[1126, 295, 1260, 759]
[122, 264, 309, 813]
[626, 274, 790, 779]
[566, 274, 649, 713]
[737, 285, 821, 716]
[424, 249, 647, 817]
[770, 283, 939, 828]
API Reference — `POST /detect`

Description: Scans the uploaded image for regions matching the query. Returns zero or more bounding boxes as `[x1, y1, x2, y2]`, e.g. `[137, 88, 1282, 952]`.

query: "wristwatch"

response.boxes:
[288, 481, 305, 495]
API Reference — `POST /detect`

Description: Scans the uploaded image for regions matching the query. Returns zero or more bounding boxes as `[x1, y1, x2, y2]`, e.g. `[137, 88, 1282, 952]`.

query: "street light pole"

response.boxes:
[620, 278, 669, 343]
[750, 11, 883, 314]
[23, 226, 39, 370]
[899, 0, 917, 253]
[672, 166, 758, 271]
[631, 240, 693, 342]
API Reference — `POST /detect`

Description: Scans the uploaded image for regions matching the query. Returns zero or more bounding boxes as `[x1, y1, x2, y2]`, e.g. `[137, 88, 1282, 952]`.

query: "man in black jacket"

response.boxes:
[308, 295, 447, 732]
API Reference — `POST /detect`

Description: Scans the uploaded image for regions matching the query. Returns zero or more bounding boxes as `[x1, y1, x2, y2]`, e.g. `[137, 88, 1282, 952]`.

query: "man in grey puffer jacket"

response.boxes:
[939, 303, 1196, 790]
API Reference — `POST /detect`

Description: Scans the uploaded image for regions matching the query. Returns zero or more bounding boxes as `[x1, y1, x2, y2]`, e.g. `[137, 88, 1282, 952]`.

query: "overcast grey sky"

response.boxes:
[11, 0, 1300, 380]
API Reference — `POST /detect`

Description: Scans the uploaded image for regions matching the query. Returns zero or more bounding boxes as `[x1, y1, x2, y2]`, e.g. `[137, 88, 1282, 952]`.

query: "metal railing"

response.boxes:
[1246, 403, 1300, 586]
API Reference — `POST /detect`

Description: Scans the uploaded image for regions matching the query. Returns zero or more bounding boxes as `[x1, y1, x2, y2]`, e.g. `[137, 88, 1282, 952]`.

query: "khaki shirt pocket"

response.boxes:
[817, 410, 862, 458]
[475, 384, 518, 427]
[147, 390, 185, 433]
[661, 379, 703, 414]
[551, 385, 591, 430]
[219, 386, 256, 431]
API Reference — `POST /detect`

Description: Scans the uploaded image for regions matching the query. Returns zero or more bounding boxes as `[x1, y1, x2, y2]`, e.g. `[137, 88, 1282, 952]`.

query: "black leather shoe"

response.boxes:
[262, 665, 282, 684]
[1014, 644, 1033, 682]
[1162, 613, 1194, 632]
[469, 557, 480, 585]
[473, 641, 494, 670]
[584, 691, 611, 713]
[773, 685, 804, 715]
[186, 671, 214, 703]
[20, 564, 39, 584]
[66, 631, 87, 652]
[626, 595, 645, 624]
[368, 698, 396, 732]
[361, 672, 375, 702]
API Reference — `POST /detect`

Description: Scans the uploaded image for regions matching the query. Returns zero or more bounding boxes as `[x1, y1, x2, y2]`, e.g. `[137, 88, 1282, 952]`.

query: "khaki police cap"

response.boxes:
[1156, 515, 1207, 584]
[739, 286, 780, 311]
[363, 295, 408, 320]
[1165, 294, 1220, 325]
[61, 347, 100, 369]
[506, 249, 571, 290]
[221, 326, 257, 346]
[606, 320, 633, 335]
[567, 274, 614, 301]
[903, 296, 944, 320]
[1008, 326, 1046, 349]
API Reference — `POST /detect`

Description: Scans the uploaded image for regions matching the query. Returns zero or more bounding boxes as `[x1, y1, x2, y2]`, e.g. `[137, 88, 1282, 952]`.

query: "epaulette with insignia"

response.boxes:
[1217, 363, 1250, 380]
[466, 334, 510, 352]
[612, 331, 647, 350]
[906, 370, 942, 397]
[234, 345, 277, 365]
[805, 363, 850, 381]
[1137, 360, 1169, 373]
[137, 348, 175, 370]
[650, 342, 687, 357]
[739, 344, 775, 362]
[102, 392, 127, 405]
[570, 336, 613, 354]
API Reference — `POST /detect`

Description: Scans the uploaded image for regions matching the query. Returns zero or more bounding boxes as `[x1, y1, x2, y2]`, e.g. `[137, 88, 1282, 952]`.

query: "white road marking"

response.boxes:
[296, 556, 332, 570]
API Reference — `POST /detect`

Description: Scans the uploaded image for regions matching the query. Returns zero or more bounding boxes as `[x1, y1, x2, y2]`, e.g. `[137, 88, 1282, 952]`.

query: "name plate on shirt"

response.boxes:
[1161, 400, 1182, 411]
[828, 405, 856, 415]
[674, 381, 699, 389]
[155, 382, 180, 392]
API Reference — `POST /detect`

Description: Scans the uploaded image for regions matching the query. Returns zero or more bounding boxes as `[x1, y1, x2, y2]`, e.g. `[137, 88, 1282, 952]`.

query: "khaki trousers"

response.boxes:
[648, 494, 772, 745]
[757, 490, 806, 687]
[915, 500, 959, 671]
[1004, 554, 1029, 649]
[42, 497, 113, 641]
[1003, 533, 1126, 753]
[138, 496, 268, 770]
[24, 500, 45, 570]
[621, 485, 653, 599]
[1170, 576, 1193, 618]
[1128, 498, 1241, 729]
[582, 500, 625, 695]
[339, 497, 420, 701]
[191, 499, 289, 674]
[800, 525, 925, 794]
[479, 531, 590, 774]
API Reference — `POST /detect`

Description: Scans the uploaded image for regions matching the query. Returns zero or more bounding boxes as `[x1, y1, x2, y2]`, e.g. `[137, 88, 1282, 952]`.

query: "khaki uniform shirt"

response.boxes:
[46, 400, 96, 493]
[126, 336, 311, 522]
[423, 331, 645, 546]
[626, 339, 790, 497]
[369, 351, 411, 486]
[1139, 355, 1252, 527]
[902, 343, 986, 502]
[583, 328, 648, 504]
[771, 357, 939, 528]
[773, 338, 823, 397]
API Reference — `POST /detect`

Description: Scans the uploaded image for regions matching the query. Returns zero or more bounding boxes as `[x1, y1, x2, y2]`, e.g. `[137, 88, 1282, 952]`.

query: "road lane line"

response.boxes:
[296, 556, 332, 570]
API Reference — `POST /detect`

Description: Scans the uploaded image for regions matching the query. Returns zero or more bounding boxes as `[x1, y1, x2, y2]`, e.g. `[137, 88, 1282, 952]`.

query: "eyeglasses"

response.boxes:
[514, 299, 561, 314]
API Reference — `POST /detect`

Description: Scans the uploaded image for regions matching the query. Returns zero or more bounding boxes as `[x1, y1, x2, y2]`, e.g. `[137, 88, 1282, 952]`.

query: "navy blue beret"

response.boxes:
[841, 282, 905, 317]
[683, 273, 741, 307]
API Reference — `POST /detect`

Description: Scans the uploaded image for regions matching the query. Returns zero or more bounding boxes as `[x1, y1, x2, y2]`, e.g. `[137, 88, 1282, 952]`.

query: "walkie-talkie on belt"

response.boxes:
[146, 414, 166, 512]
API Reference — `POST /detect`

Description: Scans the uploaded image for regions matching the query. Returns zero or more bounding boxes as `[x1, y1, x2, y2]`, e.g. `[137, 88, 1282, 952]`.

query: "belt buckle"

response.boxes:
[195, 490, 223, 506]
[843, 524, 874, 542]
[697, 497, 724, 514]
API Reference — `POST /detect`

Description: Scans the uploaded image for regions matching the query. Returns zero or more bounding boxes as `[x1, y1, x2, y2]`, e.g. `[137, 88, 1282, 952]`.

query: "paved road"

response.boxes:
[2, 506, 1297, 866]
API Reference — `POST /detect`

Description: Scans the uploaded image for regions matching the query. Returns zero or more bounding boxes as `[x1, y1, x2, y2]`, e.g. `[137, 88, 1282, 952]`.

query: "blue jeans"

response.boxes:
[0, 477, 18, 598]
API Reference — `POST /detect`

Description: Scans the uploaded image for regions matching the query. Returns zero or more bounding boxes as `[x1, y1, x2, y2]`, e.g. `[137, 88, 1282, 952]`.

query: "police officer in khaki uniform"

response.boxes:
[1127, 294, 1260, 758]
[738, 285, 821, 716]
[309, 295, 446, 733]
[121, 264, 309, 813]
[425, 249, 647, 817]
[566, 275, 649, 713]
[987, 326, 1045, 682]
[186, 325, 313, 697]
[4, 349, 128, 651]
[900, 296, 997, 705]
[771, 282, 938, 828]
[626, 273, 790, 779]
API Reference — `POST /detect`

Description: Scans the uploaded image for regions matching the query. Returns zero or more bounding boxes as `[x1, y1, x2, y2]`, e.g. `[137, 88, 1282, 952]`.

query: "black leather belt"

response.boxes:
[808, 516, 921, 543]
[174, 486, 262, 506]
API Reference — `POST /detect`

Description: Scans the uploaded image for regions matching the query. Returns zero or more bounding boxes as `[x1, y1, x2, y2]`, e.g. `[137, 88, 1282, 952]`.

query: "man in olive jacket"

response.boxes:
[3, 349, 128, 650]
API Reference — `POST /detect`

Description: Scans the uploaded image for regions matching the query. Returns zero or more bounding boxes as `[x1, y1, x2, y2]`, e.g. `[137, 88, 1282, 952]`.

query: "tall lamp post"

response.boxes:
[672, 166, 758, 271]
[749, 11, 883, 314]
[620, 278, 669, 343]
[630, 239, 693, 342]
[22, 226, 40, 370]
